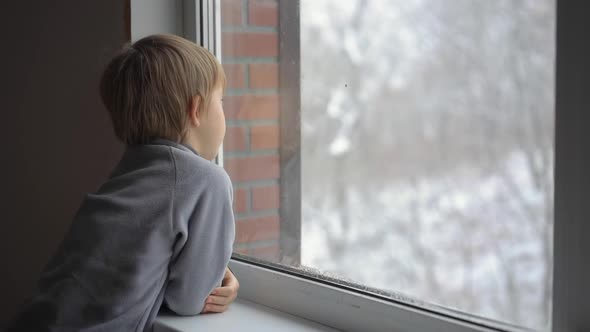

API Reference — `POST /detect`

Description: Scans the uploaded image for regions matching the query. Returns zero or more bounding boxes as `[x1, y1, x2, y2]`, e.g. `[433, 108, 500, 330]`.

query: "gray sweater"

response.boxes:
[6, 139, 235, 332]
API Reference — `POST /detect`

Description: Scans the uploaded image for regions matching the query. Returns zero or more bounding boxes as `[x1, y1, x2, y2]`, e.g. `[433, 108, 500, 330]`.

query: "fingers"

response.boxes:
[202, 303, 228, 313]
[206, 295, 232, 306]
[201, 267, 240, 315]
[223, 268, 232, 280]
[227, 276, 240, 288]
[221, 269, 239, 287]
[211, 286, 235, 298]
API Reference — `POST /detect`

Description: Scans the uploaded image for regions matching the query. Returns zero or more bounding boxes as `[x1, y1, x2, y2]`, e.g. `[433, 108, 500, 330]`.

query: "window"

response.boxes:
[220, 0, 555, 331]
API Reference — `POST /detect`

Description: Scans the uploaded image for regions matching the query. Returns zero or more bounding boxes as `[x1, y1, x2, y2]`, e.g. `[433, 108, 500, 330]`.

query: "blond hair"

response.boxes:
[100, 34, 225, 144]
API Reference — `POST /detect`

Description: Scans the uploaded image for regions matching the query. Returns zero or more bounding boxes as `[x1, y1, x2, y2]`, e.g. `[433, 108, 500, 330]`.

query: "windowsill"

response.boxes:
[154, 298, 341, 332]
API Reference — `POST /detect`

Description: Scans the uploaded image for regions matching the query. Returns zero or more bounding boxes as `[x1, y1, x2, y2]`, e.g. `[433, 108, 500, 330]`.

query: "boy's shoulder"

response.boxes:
[156, 140, 231, 192]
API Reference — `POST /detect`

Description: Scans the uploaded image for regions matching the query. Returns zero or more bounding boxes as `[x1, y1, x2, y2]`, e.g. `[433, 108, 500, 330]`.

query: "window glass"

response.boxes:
[221, 0, 555, 330]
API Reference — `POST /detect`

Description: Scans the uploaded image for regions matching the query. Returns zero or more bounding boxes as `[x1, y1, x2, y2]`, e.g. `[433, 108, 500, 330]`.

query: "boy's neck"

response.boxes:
[181, 136, 207, 159]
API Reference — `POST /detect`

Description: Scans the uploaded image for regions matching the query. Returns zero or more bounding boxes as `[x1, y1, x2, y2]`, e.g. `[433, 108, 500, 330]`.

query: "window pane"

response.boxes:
[221, 0, 555, 330]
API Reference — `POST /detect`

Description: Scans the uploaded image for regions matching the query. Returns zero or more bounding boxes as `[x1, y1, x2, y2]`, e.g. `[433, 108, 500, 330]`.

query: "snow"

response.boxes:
[299, 0, 555, 329]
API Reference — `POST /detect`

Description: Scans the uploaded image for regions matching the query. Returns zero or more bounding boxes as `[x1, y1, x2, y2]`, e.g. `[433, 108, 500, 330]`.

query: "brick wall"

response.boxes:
[221, 0, 281, 262]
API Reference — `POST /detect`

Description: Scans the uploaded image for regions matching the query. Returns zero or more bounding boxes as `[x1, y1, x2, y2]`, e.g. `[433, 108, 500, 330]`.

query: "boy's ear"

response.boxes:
[188, 95, 201, 127]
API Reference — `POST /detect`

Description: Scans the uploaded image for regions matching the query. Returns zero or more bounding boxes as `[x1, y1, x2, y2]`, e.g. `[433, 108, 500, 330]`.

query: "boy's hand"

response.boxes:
[202, 267, 240, 313]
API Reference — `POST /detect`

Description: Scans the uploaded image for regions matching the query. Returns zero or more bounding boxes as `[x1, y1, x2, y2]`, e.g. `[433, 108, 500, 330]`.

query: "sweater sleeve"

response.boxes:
[164, 160, 235, 316]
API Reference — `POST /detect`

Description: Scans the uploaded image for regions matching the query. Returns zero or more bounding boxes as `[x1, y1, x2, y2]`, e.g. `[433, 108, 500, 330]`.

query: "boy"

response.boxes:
[6, 34, 238, 332]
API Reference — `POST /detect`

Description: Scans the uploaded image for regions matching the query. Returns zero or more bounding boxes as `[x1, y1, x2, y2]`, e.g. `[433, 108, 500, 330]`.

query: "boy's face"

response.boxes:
[198, 85, 226, 160]
[185, 85, 226, 160]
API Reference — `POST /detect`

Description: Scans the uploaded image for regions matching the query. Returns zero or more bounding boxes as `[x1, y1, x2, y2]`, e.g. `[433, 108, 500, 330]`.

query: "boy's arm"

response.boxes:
[164, 167, 235, 316]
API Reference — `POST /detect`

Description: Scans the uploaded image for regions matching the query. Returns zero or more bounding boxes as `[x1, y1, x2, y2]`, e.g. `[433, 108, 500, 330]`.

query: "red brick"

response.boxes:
[221, 0, 243, 25]
[250, 125, 279, 150]
[223, 63, 245, 89]
[224, 126, 247, 152]
[222, 32, 278, 57]
[249, 63, 278, 89]
[224, 155, 280, 181]
[233, 188, 249, 213]
[235, 216, 249, 223]
[250, 244, 280, 261]
[248, 0, 278, 27]
[252, 185, 279, 211]
[235, 216, 280, 243]
[235, 247, 248, 255]
[224, 95, 279, 120]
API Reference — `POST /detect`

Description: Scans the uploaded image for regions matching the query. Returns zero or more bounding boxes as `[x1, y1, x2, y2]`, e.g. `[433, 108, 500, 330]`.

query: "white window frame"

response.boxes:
[130, 1, 590, 331]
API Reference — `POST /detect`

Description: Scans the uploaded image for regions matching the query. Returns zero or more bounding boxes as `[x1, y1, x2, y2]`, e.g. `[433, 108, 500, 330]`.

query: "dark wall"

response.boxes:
[553, 1, 590, 331]
[0, 1, 126, 326]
